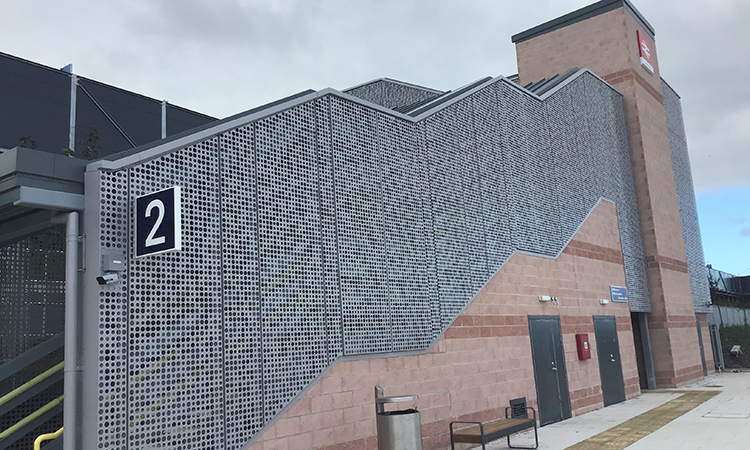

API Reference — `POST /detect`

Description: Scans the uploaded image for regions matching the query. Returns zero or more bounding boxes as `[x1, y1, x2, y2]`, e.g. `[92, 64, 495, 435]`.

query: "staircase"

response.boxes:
[0, 334, 64, 450]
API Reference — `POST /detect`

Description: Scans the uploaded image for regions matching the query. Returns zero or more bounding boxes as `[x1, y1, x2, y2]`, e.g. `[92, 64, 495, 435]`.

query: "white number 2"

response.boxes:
[145, 199, 166, 247]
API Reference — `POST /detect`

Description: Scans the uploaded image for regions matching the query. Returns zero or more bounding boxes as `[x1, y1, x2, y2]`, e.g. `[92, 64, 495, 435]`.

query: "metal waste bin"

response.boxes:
[375, 386, 422, 450]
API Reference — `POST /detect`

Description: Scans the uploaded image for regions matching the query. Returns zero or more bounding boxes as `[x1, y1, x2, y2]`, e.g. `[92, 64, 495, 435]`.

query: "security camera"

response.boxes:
[96, 273, 120, 285]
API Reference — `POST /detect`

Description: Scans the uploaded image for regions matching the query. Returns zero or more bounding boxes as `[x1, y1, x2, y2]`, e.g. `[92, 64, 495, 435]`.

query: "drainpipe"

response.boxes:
[51, 212, 79, 450]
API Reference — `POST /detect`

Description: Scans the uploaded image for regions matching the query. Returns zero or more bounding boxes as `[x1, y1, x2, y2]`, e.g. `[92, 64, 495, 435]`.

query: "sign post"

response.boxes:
[135, 186, 181, 258]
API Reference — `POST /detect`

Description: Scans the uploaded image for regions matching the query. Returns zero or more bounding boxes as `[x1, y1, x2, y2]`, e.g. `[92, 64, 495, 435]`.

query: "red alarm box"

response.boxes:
[576, 334, 591, 360]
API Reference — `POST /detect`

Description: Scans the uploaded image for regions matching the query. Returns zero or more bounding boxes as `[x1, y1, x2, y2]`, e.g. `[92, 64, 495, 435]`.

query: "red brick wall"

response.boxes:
[515, 4, 704, 388]
[248, 200, 640, 450]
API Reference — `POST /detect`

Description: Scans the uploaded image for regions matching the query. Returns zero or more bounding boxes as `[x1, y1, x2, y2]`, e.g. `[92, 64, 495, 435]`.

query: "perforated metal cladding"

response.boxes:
[497, 83, 563, 256]
[220, 127, 263, 449]
[255, 103, 329, 419]
[378, 113, 432, 352]
[452, 97, 490, 294]
[128, 141, 225, 450]
[98, 170, 129, 450]
[314, 97, 343, 363]
[423, 107, 474, 328]
[0, 227, 65, 362]
[416, 125, 443, 341]
[663, 80, 711, 312]
[545, 80, 600, 245]
[345, 80, 441, 110]
[471, 84, 514, 273]
[330, 97, 390, 354]
[0, 226, 65, 450]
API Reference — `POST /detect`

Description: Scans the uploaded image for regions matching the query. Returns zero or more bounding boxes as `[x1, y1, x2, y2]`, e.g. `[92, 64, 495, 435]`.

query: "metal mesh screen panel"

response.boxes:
[315, 98, 344, 363]
[498, 83, 563, 256]
[345, 79, 441, 110]
[330, 97, 390, 355]
[97, 170, 129, 450]
[378, 113, 432, 351]
[255, 103, 329, 419]
[0, 226, 65, 450]
[471, 84, 514, 274]
[663, 80, 711, 312]
[423, 107, 474, 328]
[127, 141, 225, 450]
[220, 126, 263, 449]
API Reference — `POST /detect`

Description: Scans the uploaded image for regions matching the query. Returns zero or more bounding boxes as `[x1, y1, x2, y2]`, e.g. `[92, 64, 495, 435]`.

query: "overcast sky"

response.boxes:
[2, 0, 748, 272]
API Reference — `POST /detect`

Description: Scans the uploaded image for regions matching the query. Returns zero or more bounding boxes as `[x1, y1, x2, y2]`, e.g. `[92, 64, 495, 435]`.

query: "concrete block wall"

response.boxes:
[249, 200, 640, 450]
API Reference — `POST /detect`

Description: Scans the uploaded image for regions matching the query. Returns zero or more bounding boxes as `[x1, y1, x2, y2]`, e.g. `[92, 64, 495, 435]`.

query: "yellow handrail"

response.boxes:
[34, 427, 63, 450]
[0, 395, 63, 441]
[0, 361, 64, 407]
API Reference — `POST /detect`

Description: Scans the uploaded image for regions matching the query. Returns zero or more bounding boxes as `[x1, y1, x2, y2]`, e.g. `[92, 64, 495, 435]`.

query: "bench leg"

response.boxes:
[507, 425, 538, 449]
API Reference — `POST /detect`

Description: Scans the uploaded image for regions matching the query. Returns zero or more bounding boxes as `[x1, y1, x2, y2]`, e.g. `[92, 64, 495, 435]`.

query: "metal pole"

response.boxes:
[161, 100, 167, 139]
[52, 212, 79, 450]
[68, 75, 78, 152]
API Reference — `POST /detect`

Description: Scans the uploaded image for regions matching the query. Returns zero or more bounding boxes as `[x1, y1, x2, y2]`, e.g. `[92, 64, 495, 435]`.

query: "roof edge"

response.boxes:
[90, 69, 620, 173]
[343, 77, 443, 95]
[511, 0, 655, 44]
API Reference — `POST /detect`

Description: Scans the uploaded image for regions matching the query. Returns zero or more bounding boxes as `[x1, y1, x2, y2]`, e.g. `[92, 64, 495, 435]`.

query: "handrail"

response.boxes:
[0, 395, 64, 441]
[34, 427, 63, 450]
[0, 362, 64, 407]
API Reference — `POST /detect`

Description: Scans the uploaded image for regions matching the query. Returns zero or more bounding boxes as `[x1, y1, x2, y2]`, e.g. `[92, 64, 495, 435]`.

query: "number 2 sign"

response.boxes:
[135, 186, 181, 258]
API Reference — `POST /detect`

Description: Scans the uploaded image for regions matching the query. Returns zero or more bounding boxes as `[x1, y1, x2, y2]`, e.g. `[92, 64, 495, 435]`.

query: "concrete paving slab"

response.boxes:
[466, 372, 750, 450]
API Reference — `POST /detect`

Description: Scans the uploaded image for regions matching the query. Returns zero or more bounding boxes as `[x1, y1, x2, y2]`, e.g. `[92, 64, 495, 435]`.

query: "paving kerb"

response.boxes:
[469, 372, 748, 450]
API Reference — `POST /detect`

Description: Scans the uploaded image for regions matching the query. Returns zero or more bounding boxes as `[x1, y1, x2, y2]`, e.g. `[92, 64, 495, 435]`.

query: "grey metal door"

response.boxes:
[593, 316, 626, 406]
[528, 316, 572, 426]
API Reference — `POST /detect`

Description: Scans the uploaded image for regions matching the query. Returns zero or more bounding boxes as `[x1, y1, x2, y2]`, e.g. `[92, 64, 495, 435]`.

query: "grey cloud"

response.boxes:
[741, 228, 750, 238]
[0, 0, 747, 194]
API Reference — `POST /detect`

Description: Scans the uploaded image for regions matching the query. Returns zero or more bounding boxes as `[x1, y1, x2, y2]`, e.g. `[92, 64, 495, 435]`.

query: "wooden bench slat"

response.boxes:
[452, 418, 535, 444]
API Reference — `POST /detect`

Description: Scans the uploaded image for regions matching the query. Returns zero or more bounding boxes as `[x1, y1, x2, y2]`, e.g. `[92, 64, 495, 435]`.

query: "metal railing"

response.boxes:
[0, 333, 64, 449]
[34, 427, 63, 450]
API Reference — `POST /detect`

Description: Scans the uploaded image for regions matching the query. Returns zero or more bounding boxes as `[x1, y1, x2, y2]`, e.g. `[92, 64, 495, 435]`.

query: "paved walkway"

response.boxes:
[479, 372, 750, 450]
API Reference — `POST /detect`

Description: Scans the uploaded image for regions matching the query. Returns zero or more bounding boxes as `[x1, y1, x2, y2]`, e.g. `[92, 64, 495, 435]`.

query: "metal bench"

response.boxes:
[450, 398, 538, 449]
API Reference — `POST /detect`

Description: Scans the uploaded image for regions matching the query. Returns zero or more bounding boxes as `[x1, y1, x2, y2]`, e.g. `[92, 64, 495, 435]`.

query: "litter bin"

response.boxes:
[374, 385, 422, 450]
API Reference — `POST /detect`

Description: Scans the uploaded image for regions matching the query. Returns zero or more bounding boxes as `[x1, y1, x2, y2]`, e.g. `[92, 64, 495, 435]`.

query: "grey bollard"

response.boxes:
[375, 386, 423, 450]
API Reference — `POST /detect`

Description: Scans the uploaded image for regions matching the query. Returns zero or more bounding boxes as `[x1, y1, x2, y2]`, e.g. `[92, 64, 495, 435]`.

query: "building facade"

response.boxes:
[0, 1, 713, 449]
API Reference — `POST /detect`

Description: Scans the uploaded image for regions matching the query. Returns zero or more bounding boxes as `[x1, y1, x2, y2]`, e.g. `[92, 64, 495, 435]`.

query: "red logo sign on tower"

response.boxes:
[637, 30, 654, 74]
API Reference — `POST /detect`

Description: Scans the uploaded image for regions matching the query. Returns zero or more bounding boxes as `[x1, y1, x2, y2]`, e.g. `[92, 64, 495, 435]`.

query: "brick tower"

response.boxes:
[512, 0, 708, 387]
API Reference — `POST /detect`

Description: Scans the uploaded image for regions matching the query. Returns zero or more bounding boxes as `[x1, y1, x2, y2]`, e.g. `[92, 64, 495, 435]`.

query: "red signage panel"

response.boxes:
[637, 30, 655, 74]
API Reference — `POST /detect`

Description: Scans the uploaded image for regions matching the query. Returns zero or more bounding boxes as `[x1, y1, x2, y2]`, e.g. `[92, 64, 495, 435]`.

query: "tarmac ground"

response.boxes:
[467, 371, 750, 450]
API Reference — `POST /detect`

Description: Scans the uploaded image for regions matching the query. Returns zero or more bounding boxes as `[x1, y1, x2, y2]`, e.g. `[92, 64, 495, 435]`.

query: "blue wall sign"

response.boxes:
[610, 286, 628, 303]
[135, 186, 181, 258]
